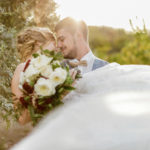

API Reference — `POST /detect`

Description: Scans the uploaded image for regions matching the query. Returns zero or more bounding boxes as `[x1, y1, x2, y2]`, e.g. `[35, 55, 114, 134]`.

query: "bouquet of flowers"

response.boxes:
[17, 49, 81, 125]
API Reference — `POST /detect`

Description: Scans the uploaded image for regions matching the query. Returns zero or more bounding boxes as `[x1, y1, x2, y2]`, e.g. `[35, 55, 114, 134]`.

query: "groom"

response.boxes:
[55, 17, 108, 74]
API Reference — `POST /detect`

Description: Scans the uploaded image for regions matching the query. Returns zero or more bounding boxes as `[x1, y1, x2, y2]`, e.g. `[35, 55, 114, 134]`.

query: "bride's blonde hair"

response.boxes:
[17, 27, 55, 62]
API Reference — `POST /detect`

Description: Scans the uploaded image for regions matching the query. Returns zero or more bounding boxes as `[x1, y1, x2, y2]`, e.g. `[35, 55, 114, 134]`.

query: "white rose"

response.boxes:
[41, 65, 53, 78]
[31, 54, 53, 70]
[34, 78, 56, 96]
[19, 71, 25, 89]
[50, 67, 67, 87]
[24, 64, 40, 83]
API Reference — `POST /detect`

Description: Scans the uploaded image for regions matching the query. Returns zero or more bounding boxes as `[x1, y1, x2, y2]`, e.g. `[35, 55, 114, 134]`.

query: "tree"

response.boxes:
[89, 26, 132, 61]
[0, 0, 59, 123]
[110, 20, 150, 64]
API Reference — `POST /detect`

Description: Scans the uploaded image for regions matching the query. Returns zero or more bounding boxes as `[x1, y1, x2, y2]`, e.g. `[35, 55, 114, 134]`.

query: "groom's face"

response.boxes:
[56, 29, 77, 59]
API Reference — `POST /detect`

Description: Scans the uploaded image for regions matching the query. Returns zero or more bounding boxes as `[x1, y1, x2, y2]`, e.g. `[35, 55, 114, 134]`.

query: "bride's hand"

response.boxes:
[18, 109, 31, 125]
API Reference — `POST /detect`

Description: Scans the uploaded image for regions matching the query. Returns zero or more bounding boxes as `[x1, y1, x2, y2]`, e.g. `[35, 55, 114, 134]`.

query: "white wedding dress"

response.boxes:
[12, 63, 150, 150]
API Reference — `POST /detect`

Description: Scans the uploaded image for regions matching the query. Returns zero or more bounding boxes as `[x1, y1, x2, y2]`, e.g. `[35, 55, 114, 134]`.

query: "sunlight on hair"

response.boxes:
[105, 92, 150, 116]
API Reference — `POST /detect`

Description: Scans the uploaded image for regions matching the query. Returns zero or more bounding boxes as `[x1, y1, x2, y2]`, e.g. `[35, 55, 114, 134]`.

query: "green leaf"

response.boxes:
[28, 105, 35, 119]
[65, 65, 70, 72]
[75, 73, 82, 79]
[38, 100, 45, 105]
[33, 114, 43, 118]
[38, 96, 45, 100]
[64, 85, 76, 91]
[32, 53, 39, 58]
[28, 105, 43, 125]
[58, 87, 64, 94]
[43, 49, 51, 55]
[53, 52, 64, 61]
[49, 50, 55, 56]
[37, 97, 46, 105]
[48, 104, 53, 109]
[24, 96, 30, 101]
[52, 63, 60, 70]
[64, 74, 74, 85]
[29, 81, 35, 87]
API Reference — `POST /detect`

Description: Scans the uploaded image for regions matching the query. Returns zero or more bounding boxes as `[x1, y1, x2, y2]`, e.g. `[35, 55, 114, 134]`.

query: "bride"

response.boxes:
[11, 27, 56, 124]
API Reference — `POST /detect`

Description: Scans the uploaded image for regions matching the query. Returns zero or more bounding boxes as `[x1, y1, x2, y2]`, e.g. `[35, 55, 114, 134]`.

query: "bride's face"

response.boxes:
[43, 41, 56, 51]
[34, 40, 56, 53]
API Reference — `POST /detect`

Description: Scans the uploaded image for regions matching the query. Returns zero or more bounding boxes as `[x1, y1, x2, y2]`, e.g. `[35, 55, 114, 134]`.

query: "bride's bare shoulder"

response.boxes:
[12, 63, 25, 80]
[11, 63, 25, 96]
[15, 63, 25, 72]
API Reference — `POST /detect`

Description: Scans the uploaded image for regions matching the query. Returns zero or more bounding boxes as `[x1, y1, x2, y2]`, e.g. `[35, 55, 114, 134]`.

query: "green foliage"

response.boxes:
[89, 21, 150, 65]
[52, 63, 61, 70]
[89, 26, 133, 61]
[0, 0, 59, 30]
[110, 20, 150, 64]
[0, 26, 19, 125]
[28, 105, 43, 126]
[32, 53, 39, 58]
[41, 49, 64, 61]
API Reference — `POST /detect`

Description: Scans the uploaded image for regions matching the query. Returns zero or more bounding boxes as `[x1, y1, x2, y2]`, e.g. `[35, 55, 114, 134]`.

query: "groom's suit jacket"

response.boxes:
[92, 57, 108, 71]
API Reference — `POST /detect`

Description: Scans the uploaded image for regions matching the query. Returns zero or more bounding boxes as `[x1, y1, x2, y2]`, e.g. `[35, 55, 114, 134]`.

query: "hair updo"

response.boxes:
[17, 27, 55, 62]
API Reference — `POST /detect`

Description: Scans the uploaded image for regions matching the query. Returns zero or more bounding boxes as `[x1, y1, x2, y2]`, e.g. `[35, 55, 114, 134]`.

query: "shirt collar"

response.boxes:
[67, 50, 95, 63]
[80, 50, 95, 61]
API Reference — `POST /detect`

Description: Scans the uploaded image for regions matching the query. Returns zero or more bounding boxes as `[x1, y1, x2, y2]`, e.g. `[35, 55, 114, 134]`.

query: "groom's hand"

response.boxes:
[69, 69, 78, 80]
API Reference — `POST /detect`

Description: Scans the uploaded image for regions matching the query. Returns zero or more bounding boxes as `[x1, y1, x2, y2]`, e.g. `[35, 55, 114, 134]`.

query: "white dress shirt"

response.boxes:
[79, 51, 96, 74]
[70, 51, 96, 75]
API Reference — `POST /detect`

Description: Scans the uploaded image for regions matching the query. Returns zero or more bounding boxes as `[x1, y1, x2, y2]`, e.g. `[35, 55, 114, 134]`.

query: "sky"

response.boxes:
[55, 0, 150, 31]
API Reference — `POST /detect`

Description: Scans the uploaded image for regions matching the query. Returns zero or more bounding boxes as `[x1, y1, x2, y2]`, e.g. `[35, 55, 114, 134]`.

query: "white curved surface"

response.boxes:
[12, 63, 150, 150]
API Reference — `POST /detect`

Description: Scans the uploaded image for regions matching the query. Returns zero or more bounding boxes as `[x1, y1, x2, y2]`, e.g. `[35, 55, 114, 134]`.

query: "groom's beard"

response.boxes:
[64, 40, 78, 59]
[64, 48, 77, 59]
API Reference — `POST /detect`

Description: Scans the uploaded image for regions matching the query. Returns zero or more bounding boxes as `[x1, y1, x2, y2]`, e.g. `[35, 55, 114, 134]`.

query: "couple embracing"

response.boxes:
[55, 17, 108, 74]
[11, 17, 108, 124]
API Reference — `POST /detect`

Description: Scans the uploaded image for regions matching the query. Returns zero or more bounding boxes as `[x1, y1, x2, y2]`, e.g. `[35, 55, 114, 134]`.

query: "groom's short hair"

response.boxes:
[55, 17, 88, 42]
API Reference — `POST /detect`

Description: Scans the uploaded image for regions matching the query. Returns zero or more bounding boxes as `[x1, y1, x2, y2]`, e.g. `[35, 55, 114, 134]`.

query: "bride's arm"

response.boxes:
[11, 63, 31, 125]
[11, 63, 24, 100]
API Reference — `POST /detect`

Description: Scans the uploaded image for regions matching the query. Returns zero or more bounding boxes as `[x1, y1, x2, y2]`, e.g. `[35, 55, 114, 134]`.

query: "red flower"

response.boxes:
[23, 82, 34, 94]
[36, 97, 53, 111]
[40, 75, 49, 79]
[45, 97, 53, 104]
[19, 97, 28, 108]
[23, 59, 31, 72]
